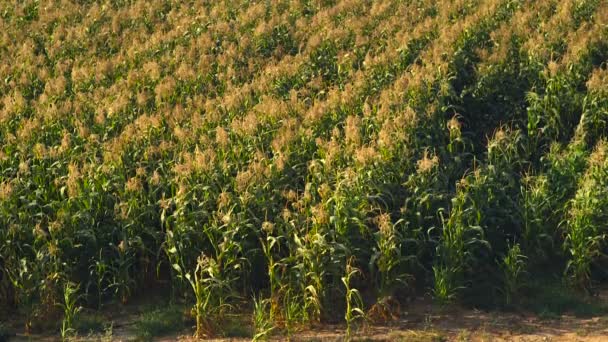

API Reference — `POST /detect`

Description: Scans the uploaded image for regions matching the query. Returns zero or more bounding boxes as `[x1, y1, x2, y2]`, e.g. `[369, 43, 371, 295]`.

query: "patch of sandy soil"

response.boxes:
[287, 302, 608, 342]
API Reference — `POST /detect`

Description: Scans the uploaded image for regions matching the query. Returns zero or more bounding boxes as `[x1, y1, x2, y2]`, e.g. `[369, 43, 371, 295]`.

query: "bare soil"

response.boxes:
[6, 294, 608, 341]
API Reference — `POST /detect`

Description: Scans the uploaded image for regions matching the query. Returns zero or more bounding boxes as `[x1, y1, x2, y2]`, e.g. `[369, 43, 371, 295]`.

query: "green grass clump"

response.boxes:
[134, 306, 186, 341]
[522, 281, 608, 318]
[73, 312, 109, 335]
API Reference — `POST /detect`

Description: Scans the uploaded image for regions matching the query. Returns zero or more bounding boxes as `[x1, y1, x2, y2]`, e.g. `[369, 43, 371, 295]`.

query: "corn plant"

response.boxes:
[88, 250, 109, 309]
[370, 215, 415, 297]
[292, 231, 328, 323]
[565, 197, 605, 292]
[342, 257, 365, 340]
[260, 231, 284, 318]
[519, 175, 553, 260]
[578, 89, 608, 147]
[432, 171, 493, 303]
[58, 282, 82, 341]
[162, 228, 188, 301]
[565, 142, 608, 291]
[500, 243, 527, 306]
[109, 240, 135, 305]
[6, 258, 40, 334]
[185, 254, 228, 338]
[432, 207, 467, 304]
[527, 72, 584, 154]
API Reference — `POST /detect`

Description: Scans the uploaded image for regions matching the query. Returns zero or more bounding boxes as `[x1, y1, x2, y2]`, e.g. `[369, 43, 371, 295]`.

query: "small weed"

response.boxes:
[283, 292, 306, 337]
[455, 329, 471, 341]
[422, 314, 434, 331]
[575, 326, 591, 337]
[101, 324, 114, 342]
[252, 296, 275, 341]
[432, 266, 460, 305]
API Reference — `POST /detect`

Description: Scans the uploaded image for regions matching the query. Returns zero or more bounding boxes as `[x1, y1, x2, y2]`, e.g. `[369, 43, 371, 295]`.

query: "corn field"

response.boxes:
[0, 0, 607, 338]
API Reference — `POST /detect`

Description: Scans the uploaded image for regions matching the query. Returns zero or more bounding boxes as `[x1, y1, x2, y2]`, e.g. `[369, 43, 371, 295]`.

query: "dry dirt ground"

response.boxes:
[156, 305, 608, 342]
[7, 294, 608, 341]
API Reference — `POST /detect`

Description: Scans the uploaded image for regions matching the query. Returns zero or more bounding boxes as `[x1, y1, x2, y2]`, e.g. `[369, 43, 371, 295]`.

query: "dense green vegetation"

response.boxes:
[0, 0, 607, 339]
